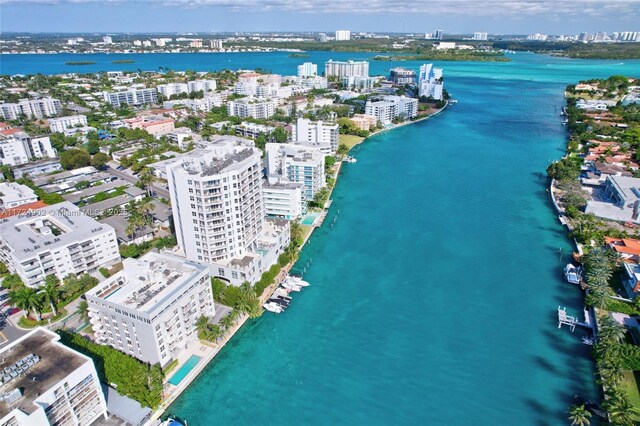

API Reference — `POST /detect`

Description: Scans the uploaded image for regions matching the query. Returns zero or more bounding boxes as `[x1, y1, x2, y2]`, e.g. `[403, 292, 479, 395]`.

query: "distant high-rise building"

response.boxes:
[318, 33, 328, 42]
[335, 30, 351, 41]
[324, 60, 369, 78]
[389, 67, 416, 85]
[434, 29, 444, 40]
[473, 32, 488, 41]
[210, 39, 224, 49]
[103, 35, 112, 44]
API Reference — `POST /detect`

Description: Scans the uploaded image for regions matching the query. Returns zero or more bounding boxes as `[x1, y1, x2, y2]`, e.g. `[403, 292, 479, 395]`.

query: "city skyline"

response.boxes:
[1, 0, 639, 34]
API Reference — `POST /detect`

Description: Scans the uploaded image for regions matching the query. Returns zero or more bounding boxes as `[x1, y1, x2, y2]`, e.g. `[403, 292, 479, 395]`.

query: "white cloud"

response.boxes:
[2, 0, 638, 18]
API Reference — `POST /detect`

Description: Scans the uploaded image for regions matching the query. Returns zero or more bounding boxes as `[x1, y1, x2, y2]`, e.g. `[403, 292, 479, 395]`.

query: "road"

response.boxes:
[106, 164, 170, 199]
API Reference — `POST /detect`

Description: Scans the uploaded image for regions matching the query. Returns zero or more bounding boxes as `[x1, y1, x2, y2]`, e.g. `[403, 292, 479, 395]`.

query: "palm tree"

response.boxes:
[77, 300, 90, 323]
[138, 167, 156, 197]
[606, 395, 637, 425]
[195, 315, 210, 338]
[41, 275, 61, 316]
[219, 314, 234, 330]
[206, 324, 224, 342]
[598, 316, 627, 344]
[10, 287, 43, 321]
[568, 404, 591, 426]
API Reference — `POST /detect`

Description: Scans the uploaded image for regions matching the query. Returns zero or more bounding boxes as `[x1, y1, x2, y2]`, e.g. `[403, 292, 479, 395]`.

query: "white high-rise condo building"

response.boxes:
[48, 115, 88, 133]
[167, 140, 290, 285]
[188, 79, 217, 93]
[473, 32, 488, 41]
[365, 96, 419, 125]
[418, 63, 444, 100]
[318, 33, 328, 42]
[0, 202, 120, 287]
[265, 143, 326, 200]
[0, 328, 108, 426]
[291, 117, 339, 155]
[85, 252, 215, 366]
[227, 98, 276, 119]
[297, 62, 318, 78]
[0, 98, 62, 120]
[0, 131, 56, 166]
[157, 83, 189, 98]
[434, 29, 444, 40]
[103, 35, 113, 44]
[211, 39, 224, 49]
[103, 87, 158, 108]
[324, 60, 369, 78]
[335, 30, 351, 41]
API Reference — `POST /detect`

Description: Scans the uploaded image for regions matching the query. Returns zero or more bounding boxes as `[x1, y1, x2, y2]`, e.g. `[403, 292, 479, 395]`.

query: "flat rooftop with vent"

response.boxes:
[0, 328, 107, 425]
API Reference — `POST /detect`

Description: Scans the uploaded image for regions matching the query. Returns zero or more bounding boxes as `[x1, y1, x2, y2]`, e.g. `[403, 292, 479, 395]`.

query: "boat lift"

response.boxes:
[557, 306, 595, 332]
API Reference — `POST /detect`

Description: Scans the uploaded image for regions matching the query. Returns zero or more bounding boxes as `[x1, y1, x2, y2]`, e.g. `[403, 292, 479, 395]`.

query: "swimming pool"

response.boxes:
[301, 213, 319, 226]
[168, 355, 201, 386]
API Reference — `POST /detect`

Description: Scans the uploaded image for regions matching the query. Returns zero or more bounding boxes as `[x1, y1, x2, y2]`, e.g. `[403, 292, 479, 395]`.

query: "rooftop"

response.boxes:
[0, 328, 88, 418]
[0, 202, 114, 261]
[0, 182, 37, 204]
[86, 252, 207, 313]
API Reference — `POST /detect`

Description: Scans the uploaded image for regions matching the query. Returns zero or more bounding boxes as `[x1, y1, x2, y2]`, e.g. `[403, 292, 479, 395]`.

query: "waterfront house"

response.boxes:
[586, 175, 640, 223]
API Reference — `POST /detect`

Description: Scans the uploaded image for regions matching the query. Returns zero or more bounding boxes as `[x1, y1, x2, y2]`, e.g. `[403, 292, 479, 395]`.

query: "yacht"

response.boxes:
[287, 276, 310, 287]
[281, 281, 302, 292]
[564, 264, 582, 285]
[263, 302, 283, 313]
[344, 156, 357, 163]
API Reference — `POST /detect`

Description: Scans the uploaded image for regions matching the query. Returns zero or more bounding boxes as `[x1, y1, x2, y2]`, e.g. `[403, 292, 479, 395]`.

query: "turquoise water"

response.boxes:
[5, 52, 640, 424]
[168, 355, 201, 386]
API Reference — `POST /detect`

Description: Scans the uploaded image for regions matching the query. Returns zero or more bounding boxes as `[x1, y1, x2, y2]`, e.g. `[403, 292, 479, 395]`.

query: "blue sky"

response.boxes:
[1, 0, 639, 34]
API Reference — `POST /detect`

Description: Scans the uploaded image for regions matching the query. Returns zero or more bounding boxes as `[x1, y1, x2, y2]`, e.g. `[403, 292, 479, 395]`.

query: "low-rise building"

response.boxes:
[86, 251, 215, 366]
[227, 97, 276, 119]
[350, 114, 378, 131]
[586, 175, 640, 224]
[0, 182, 38, 209]
[291, 117, 339, 155]
[365, 96, 418, 124]
[390, 67, 416, 85]
[0, 132, 56, 166]
[0, 202, 121, 287]
[262, 182, 306, 220]
[124, 116, 175, 137]
[0, 328, 108, 426]
[166, 127, 202, 150]
[11, 159, 63, 179]
[48, 115, 88, 133]
[235, 122, 275, 139]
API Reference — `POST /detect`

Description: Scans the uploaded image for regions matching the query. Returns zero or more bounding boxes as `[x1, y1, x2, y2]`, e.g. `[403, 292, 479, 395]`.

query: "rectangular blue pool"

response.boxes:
[168, 355, 201, 386]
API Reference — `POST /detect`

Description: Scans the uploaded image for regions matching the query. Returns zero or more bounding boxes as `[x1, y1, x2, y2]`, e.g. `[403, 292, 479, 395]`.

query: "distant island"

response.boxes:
[493, 41, 640, 59]
[289, 53, 309, 58]
[64, 61, 96, 65]
[112, 59, 135, 64]
[373, 51, 510, 62]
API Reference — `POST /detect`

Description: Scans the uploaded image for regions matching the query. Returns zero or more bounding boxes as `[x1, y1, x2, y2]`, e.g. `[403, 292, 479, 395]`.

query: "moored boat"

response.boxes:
[564, 264, 582, 285]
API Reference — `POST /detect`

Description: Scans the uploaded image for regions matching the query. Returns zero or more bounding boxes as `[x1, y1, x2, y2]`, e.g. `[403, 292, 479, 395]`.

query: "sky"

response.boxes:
[1, 0, 639, 35]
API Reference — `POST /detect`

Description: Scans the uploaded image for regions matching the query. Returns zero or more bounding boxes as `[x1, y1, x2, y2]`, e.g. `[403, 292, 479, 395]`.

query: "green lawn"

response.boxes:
[622, 370, 640, 419]
[339, 134, 365, 151]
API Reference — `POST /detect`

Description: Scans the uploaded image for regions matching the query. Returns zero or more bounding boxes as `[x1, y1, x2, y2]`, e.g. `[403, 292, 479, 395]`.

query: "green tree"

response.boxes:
[568, 404, 591, 426]
[60, 148, 91, 170]
[77, 300, 90, 323]
[91, 152, 110, 170]
[41, 275, 61, 316]
[10, 287, 43, 321]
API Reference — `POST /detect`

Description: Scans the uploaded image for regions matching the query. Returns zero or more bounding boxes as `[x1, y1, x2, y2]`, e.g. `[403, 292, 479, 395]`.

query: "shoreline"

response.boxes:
[147, 101, 451, 424]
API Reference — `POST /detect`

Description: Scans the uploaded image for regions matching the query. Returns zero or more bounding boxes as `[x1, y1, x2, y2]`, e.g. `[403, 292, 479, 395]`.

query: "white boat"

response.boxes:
[287, 276, 310, 287]
[281, 281, 302, 292]
[263, 302, 283, 313]
[344, 156, 357, 163]
[564, 264, 582, 285]
[160, 419, 184, 426]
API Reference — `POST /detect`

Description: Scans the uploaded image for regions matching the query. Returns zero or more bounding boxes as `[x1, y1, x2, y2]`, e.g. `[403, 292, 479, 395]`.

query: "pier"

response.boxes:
[557, 306, 595, 332]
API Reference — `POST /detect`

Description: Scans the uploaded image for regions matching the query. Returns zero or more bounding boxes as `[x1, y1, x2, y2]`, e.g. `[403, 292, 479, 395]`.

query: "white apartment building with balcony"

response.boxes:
[48, 115, 88, 133]
[0, 182, 38, 209]
[297, 62, 318, 78]
[187, 79, 217, 93]
[227, 97, 276, 119]
[265, 143, 326, 201]
[262, 182, 306, 220]
[0, 98, 62, 120]
[0, 328, 108, 426]
[103, 87, 158, 108]
[335, 30, 351, 41]
[365, 96, 419, 124]
[167, 140, 290, 285]
[324, 60, 369, 78]
[291, 117, 339, 155]
[0, 132, 57, 166]
[85, 252, 214, 366]
[0, 202, 120, 288]
[418, 63, 444, 100]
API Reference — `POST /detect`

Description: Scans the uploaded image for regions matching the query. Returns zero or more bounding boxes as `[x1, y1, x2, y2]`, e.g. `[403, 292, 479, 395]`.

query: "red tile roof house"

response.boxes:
[605, 237, 640, 296]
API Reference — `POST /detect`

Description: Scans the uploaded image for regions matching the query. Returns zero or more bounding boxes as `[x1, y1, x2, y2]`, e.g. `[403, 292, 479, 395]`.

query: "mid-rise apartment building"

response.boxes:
[390, 67, 417, 85]
[227, 98, 276, 119]
[48, 115, 88, 133]
[0, 328, 108, 426]
[262, 182, 306, 220]
[291, 117, 339, 154]
[0, 132, 56, 166]
[86, 251, 214, 366]
[124, 116, 175, 137]
[103, 87, 158, 108]
[265, 143, 326, 201]
[0, 202, 120, 287]
[0, 98, 62, 121]
[418, 63, 444, 100]
[335, 30, 351, 41]
[365, 96, 419, 125]
[324, 60, 369, 78]
[297, 62, 318, 78]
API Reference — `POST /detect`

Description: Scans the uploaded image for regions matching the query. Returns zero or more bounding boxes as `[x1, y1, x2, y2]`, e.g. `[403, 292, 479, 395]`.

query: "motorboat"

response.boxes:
[287, 276, 310, 287]
[263, 302, 283, 313]
[344, 156, 357, 163]
[269, 298, 289, 308]
[160, 418, 184, 426]
[281, 281, 302, 292]
[564, 264, 582, 285]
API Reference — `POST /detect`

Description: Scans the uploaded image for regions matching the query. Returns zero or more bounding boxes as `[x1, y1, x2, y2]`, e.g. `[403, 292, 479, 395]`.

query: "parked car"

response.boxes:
[6, 307, 20, 316]
[116, 165, 125, 171]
